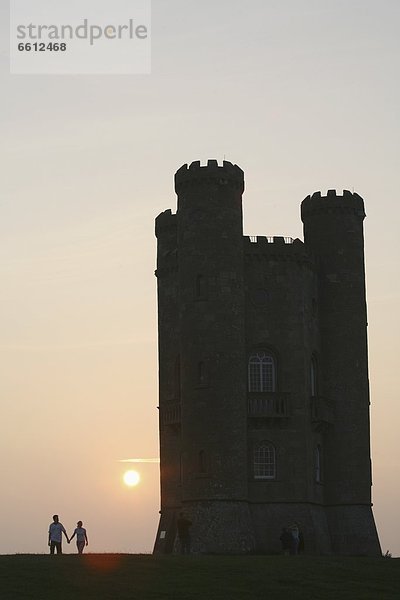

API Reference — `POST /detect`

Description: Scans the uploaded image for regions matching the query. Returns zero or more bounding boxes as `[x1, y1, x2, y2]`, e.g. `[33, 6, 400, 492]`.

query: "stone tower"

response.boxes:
[153, 160, 381, 556]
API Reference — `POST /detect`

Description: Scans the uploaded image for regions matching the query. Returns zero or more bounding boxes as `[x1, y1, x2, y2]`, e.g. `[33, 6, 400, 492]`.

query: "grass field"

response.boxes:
[0, 554, 399, 600]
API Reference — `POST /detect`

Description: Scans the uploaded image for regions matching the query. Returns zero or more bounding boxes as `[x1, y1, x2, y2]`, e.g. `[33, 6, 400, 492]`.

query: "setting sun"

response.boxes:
[123, 470, 140, 487]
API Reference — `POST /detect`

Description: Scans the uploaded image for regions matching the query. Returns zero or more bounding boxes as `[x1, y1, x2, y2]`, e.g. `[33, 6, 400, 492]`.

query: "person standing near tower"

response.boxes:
[177, 512, 192, 554]
[48, 514, 69, 554]
[289, 522, 300, 555]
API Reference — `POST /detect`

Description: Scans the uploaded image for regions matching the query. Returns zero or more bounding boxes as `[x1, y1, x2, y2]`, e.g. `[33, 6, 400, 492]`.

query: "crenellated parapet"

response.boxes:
[301, 189, 366, 221]
[175, 159, 244, 194]
[245, 235, 297, 245]
[243, 235, 311, 265]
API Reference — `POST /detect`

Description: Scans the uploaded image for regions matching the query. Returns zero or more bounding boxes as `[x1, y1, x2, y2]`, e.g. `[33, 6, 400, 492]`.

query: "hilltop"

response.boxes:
[0, 554, 399, 599]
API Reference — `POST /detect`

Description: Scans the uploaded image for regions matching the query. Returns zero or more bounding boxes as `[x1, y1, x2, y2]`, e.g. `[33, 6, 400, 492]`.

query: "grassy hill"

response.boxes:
[0, 554, 399, 600]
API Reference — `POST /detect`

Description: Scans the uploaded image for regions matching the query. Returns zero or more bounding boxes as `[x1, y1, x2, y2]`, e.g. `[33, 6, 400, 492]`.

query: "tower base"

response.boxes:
[153, 502, 381, 556]
[326, 505, 381, 556]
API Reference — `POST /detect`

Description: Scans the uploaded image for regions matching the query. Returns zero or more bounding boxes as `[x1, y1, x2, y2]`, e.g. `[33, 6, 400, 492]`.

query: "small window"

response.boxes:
[248, 352, 276, 392]
[254, 442, 276, 479]
[310, 355, 318, 397]
[315, 445, 322, 483]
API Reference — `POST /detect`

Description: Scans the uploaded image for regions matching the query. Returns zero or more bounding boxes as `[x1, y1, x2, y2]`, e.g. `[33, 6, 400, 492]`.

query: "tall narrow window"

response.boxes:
[254, 442, 276, 479]
[198, 361, 207, 386]
[315, 445, 322, 483]
[248, 352, 276, 392]
[195, 274, 207, 299]
[311, 355, 318, 397]
[174, 356, 181, 400]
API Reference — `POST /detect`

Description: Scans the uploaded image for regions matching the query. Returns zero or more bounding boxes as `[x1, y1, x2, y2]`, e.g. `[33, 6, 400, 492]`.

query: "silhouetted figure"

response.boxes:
[48, 514, 69, 554]
[177, 512, 192, 554]
[279, 527, 292, 555]
[69, 520, 88, 554]
[289, 522, 300, 555]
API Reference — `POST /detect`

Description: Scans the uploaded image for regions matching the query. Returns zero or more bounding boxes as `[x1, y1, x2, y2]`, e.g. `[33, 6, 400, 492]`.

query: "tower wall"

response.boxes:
[243, 236, 330, 554]
[175, 160, 248, 502]
[244, 237, 318, 503]
[154, 161, 255, 553]
[301, 190, 381, 555]
[175, 161, 254, 552]
[154, 210, 181, 554]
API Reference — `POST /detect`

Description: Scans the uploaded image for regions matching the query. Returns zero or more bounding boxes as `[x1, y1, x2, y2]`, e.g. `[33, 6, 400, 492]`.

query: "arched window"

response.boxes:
[254, 442, 276, 479]
[248, 352, 276, 392]
[315, 445, 322, 483]
[310, 355, 318, 397]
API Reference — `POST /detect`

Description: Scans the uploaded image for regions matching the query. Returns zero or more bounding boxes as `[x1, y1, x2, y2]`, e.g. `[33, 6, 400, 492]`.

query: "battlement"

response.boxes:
[175, 159, 244, 193]
[301, 189, 365, 220]
[245, 236, 298, 245]
[243, 236, 309, 264]
[155, 209, 177, 237]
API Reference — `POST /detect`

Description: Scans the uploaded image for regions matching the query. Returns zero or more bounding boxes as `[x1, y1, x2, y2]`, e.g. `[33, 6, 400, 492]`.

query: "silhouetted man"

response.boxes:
[177, 512, 192, 554]
[48, 514, 69, 554]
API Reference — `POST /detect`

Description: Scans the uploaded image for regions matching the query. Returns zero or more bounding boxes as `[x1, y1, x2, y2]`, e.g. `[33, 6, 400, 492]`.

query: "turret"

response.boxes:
[301, 189, 381, 555]
[154, 160, 255, 554]
[175, 160, 248, 502]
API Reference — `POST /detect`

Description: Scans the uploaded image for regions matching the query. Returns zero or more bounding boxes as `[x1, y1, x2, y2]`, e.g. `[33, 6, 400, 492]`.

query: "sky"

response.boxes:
[1, 0, 399, 555]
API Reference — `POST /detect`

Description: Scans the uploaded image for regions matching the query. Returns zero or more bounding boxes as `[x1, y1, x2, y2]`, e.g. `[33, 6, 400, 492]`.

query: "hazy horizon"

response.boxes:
[1, 0, 399, 556]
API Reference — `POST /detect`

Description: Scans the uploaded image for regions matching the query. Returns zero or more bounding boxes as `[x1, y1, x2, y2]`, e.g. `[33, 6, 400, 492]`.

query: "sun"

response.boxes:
[123, 470, 140, 487]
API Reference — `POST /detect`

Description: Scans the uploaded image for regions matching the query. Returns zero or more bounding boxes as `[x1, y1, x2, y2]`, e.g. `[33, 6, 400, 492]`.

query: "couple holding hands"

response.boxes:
[48, 514, 88, 554]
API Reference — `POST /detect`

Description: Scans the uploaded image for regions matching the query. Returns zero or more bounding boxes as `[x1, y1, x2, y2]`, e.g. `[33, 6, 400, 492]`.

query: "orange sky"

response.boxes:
[1, 0, 399, 555]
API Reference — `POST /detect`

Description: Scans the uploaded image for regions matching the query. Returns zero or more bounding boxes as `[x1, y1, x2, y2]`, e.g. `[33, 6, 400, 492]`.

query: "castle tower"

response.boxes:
[153, 161, 381, 556]
[301, 190, 381, 555]
[154, 160, 255, 553]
